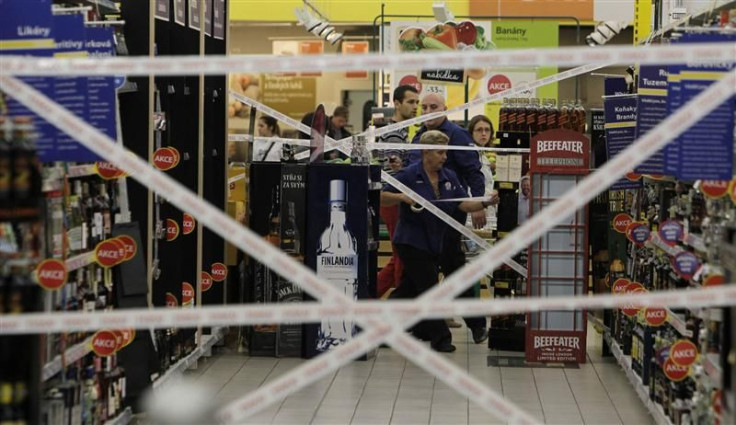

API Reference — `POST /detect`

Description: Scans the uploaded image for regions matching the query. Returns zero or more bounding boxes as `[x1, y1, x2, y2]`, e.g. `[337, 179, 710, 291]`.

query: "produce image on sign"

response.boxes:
[398, 21, 493, 52]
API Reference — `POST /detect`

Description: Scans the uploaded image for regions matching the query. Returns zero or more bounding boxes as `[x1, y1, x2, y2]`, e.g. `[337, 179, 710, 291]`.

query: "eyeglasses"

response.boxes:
[473, 128, 492, 133]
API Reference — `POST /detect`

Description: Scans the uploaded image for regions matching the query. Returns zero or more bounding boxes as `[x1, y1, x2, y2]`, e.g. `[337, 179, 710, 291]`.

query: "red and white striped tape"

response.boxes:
[2, 286, 733, 335]
[2, 42, 734, 77]
[0, 74, 535, 424]
[219, 69, 736, 422]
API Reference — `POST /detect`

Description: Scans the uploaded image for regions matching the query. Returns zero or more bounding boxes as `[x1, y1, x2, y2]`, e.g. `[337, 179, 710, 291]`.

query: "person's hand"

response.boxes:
[402, 194, 416, 206]
[489, 190, 500, 205]
[471, 210, 486, 229]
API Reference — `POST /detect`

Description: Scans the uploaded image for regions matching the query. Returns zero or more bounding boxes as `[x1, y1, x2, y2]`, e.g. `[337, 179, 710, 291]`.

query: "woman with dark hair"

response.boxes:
[467, 115, 497, 232]
[253, 115, 282, 162]
[468, 115, 496, 196]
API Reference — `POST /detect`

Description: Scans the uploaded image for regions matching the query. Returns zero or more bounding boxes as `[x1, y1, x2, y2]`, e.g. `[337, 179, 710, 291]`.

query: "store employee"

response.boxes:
[381, 130, 497, 353]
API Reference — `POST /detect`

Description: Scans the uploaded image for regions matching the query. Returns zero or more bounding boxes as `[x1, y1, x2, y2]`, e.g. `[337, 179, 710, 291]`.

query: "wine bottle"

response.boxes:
[316, 180, 358, 350]
[281, 201, 300, 256]
[0, 117, 11, 217]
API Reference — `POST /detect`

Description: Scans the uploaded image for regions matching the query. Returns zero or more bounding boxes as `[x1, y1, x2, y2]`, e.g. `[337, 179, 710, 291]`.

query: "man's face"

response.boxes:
[421, 94, 446, 129]
[331, 115, 347, 129]
[423, 149, 447, 172]
[395, 91, 419, 121]
[521, 179, 531, 197]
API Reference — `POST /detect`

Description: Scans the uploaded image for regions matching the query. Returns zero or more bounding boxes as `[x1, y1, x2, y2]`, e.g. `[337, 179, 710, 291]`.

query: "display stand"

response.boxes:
[525, 129, 590, 363]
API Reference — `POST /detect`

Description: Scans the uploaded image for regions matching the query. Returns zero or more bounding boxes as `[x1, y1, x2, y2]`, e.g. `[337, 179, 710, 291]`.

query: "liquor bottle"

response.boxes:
[526, 98, 539, 133]
[498, 98, 509, 132]
[575, 100, 587, 133]
[68, 181, 88, 255]
[266, 186, 280, 246]
[536, 98, 548, 133]
[558, 99, 571, 130]
[97, 183, 111, 240]
[506, 99, 518, 132]
[10, 117, 41, 218]
[281, 201, 300, 256]
[516, 98, 527, 133]
[316, 180, 358, 350]
[546, 99, 558, 129]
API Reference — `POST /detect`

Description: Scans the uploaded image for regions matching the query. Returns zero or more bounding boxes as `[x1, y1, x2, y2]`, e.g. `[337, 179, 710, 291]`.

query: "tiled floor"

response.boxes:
[185, 325, 654, 425]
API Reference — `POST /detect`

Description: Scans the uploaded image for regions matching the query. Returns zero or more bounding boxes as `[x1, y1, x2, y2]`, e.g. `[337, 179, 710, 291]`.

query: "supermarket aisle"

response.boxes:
[185, 326, 653, 425]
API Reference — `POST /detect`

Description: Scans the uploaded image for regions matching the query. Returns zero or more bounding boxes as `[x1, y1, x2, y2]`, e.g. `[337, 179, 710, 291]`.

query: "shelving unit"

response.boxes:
[152, 327, 224, 391]
[605, 331, 673, 425]
[41, 335, 94, 382]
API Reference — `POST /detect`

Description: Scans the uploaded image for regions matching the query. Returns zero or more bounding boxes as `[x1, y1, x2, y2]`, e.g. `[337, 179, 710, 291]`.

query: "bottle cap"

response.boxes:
[329, 179, 346, 202]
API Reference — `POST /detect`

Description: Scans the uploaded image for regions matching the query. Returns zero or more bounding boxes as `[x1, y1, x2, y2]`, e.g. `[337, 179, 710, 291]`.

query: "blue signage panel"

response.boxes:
[634, 65, 668, 175]
[53, 14, 98, 162]
[603, 94, 641, 190]
[0, 0, 56, 161]
[85, 27, 118, 142]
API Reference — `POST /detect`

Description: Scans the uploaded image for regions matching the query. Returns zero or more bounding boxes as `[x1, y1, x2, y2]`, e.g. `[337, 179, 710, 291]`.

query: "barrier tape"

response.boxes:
[382, 172, 526, 277]
[0, 74, 536, 424]
[221, 69, 736, 420]
[3, 42, 734, 77]
[228, 134, 527, 153]
[3, 286, 734, 335]
[227, 173, 246, 185]
[4, 59, 733, 423]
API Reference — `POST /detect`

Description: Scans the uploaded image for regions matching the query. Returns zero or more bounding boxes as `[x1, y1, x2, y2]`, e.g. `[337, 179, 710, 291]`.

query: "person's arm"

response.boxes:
[406, 131, 422, 165]
[459, 197, 496, 213]
[381, 191, 414, 207]
[451, 129, 486, 197]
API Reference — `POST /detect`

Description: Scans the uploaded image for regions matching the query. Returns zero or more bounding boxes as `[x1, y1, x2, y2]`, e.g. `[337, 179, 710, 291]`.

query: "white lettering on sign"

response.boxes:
[533, 336, 580, 350]
[94, 339, 116, 348]
[97, 250, 118, 258]
[17, 26, 52, 38]
[536, 140, 584, 154]
[647, 310, 666, 318]
[39, 270, 65, 279]
[155, 155, 174, 163]
[673, 349, 696, 359]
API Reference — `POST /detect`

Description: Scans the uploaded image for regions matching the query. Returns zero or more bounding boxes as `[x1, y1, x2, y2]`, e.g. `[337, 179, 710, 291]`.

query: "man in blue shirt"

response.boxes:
[408, 93, 494, 345]
[382, 131, 496, 353]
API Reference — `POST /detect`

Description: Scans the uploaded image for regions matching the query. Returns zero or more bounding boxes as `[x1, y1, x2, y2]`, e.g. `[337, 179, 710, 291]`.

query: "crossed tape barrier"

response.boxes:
[230, 90, 528, 276]
[0, 75, 537, 424]
[228, 134, 529, 153]
[3, 285, 734, 335]
[3, 42, 735, 77]
[3, 57, 734, 423]
[219, 70, 736, 422]
[229, 61, 603, 156]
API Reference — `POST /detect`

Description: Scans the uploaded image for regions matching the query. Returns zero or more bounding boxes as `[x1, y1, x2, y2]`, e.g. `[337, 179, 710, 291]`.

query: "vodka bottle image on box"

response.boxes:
[317, 180, 358, 351]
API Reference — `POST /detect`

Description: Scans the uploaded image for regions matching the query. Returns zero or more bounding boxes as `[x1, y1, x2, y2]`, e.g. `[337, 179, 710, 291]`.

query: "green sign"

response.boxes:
[491, 21, 559, 100]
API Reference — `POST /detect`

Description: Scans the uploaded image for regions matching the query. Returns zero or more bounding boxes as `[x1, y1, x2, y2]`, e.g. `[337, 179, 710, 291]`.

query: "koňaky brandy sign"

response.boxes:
[530, 129, 590, 173]
[527, 330, 585, 363]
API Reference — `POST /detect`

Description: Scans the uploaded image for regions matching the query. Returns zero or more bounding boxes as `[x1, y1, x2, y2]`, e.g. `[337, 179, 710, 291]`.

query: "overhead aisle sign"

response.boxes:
[0, 0, 56, 161]
[634, 65, 667, 175]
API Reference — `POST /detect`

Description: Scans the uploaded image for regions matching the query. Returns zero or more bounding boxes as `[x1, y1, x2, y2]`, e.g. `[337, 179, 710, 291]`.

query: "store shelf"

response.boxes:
[104, 407, 132, 425]
[42, 336, 93, 382]
[152, 327, 224, 391]
[683, 233, 707, 253]
[667, 310, 693, 338]
[703, 353, 722, 388]
[66, 251, 96, 271]
[605, 332, 673, 425]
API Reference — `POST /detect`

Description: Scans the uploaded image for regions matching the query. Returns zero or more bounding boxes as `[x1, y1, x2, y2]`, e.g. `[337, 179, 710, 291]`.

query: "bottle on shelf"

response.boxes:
[281, 201, 300, 256]
[316, 180, 358, 351]
[498, 98, 509, 132]
[546, 99, 558, 130]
